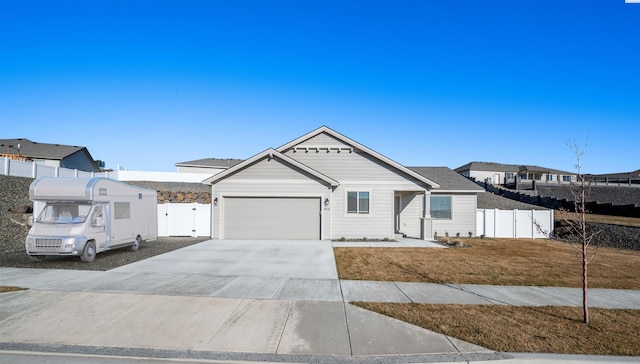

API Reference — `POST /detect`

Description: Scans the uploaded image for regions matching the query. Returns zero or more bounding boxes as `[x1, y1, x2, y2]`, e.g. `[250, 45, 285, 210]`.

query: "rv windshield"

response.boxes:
[37, 203, 93, 224]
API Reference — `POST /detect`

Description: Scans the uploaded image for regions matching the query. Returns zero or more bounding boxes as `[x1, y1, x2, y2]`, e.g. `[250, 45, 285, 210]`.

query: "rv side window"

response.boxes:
[114, 202, 131, 219]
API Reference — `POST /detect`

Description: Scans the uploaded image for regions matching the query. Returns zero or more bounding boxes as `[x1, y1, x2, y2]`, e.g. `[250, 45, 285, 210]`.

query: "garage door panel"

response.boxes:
[224, 197, 320, 240]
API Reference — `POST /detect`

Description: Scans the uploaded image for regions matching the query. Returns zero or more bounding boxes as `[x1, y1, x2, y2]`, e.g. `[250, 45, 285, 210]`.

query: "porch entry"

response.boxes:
[394, 192, 426, 239]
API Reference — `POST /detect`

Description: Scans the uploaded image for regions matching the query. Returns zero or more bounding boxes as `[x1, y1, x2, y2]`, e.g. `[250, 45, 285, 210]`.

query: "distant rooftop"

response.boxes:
[455, 161, 574, 175]
[0, 138, 88, 160]
[175, 158, 244, 169]
[454, 161, 520, 173]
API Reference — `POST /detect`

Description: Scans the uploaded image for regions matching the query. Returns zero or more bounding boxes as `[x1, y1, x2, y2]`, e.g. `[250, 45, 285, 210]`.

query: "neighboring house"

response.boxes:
[0, 138, 99, 172]
[204, 126, 480, 241]
[175, 158, 244, 175]
[455, 162, 518, 185]
[455, 161, 576, 186]
[584, 169, 640, 184]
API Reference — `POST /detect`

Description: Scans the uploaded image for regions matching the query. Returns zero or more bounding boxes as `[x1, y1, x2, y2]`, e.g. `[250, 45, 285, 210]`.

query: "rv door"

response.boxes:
[89, 204, 109, 251]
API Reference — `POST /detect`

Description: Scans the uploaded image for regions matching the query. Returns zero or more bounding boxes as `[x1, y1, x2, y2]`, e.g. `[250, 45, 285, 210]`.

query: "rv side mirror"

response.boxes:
[28, 216, 34, 226]
[93, 217, 104, 227]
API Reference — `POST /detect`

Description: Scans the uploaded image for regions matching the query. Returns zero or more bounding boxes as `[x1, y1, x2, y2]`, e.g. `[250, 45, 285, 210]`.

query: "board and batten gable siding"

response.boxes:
[431, 193, 477, 238]
[210, 156, 332, 239]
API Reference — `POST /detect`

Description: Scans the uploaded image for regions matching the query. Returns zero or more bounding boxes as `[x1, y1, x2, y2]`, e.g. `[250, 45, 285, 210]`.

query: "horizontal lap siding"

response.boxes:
[229, 157, 314, 180]
[330, 184, 394, 239]
[432, 193, 477, 238]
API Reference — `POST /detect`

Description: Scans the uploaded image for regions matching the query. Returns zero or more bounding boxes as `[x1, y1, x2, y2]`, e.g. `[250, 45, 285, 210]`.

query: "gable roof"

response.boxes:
[203, 148, 339, 187]
[518, 165, 574, 175]
[409, 167, 484, 192]
[0, 138, 90, 161]
[175, 158, 244, 169]
[454, 161, 520, 173]
[276, 126, 439, 189]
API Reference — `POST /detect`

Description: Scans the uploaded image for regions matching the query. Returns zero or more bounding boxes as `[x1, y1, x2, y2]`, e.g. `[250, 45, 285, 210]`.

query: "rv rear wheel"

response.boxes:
[81, 241, 96, 263]
[131, 236, 141, 252]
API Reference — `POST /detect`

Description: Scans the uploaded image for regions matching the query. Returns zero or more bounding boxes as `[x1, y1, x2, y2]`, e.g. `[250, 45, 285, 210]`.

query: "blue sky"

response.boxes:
[1, 0, 638, 174]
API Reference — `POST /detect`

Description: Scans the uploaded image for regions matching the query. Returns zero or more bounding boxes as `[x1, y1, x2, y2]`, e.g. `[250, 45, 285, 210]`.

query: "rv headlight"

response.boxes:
[26, 237, 34, 247]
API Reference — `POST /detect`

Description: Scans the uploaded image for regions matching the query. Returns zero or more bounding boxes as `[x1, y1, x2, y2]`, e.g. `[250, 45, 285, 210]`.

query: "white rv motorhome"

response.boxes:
[26, 177, 158, 263]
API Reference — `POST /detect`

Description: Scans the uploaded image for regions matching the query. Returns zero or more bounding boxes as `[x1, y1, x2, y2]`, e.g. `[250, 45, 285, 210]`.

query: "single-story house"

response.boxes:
[175, 158, 244, 174]
[455, 161, 576, 186]
[0, 138, 99, 172]
[203, 126, 483, 240]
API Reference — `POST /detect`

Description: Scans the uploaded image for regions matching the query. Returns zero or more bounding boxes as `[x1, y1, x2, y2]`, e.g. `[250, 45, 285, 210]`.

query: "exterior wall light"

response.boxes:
[324, 198, 330, 206]
[213, 197, 218, 206]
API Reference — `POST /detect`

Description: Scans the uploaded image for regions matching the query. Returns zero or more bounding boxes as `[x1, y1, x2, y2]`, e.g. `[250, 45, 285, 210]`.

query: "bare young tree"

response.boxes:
[561, 133, 602, 324]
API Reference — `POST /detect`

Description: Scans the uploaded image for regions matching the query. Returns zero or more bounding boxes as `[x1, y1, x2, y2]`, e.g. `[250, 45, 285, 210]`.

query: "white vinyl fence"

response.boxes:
[1, 157, 212, 182]
[476, 209, 554, 239]
[157, 203, 211, 237]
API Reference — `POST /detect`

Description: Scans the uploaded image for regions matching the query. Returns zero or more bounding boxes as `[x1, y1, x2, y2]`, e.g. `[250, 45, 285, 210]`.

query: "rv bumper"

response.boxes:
[25, 235, 88, 256]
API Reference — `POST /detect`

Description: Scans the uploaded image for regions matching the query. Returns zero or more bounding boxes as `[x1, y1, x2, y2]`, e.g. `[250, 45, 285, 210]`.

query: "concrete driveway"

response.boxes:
[8, 239, 343, 301]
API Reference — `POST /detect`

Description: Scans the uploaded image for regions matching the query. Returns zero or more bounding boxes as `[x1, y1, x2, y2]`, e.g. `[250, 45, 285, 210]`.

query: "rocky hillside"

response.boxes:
[0, 175, 34, 254]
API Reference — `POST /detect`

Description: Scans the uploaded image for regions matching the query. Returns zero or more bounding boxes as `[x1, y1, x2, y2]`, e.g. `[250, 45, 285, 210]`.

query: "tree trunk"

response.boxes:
[583, 244, 589, 324]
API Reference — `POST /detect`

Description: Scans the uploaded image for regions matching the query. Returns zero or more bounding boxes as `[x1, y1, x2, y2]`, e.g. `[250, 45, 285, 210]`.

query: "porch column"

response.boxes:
[421, 191, 433, 240]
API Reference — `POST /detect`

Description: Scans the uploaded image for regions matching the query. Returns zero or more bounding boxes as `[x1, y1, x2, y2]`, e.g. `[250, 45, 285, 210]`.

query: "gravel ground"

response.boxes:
[0, 237, 209, 271]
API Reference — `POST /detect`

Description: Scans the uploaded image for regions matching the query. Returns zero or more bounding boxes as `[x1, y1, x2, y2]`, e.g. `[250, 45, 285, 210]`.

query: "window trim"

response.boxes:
[430, 195, 452, 220]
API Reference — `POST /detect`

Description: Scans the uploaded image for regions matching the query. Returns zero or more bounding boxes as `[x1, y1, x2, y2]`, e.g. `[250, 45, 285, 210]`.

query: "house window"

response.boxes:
[430, 195, 451, 219]
[347, 191, 369, 214]
[562, 175, 571, 182]
[506, 173, 514, 179]
[546, 174, 553, 181]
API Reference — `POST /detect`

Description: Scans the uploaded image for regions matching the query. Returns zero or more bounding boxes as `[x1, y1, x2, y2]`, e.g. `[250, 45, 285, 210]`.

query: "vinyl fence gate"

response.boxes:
[157, 203, 211, 237]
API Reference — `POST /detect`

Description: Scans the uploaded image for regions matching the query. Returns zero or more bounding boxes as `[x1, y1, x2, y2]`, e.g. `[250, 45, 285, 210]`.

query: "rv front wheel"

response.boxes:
[131, 236, 141, 252]
[81, 241, 96, 263]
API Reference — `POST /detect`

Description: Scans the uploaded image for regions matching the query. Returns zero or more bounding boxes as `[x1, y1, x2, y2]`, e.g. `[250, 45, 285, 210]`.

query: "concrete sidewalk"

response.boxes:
[1, 267, 639, 309]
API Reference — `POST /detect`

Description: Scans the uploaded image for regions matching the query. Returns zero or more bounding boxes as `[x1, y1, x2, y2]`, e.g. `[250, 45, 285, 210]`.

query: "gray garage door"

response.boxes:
[223, 197, 321, 240]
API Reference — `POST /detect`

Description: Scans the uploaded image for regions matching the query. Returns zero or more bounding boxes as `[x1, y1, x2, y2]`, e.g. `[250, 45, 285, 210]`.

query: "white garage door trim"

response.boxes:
[223, 197, 321, 240]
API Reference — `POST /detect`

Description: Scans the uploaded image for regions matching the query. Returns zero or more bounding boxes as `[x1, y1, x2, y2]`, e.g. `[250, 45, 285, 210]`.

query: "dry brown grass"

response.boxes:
[555, 210, 640, 227]
[334, 238, 640, 289]
[0, 286, 27, 293]
[355, 302, 640, 356]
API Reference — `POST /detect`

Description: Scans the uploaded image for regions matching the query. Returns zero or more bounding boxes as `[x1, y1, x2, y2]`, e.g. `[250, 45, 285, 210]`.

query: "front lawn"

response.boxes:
[335, 238, 640, 289]
[355, 303, 640, 356]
